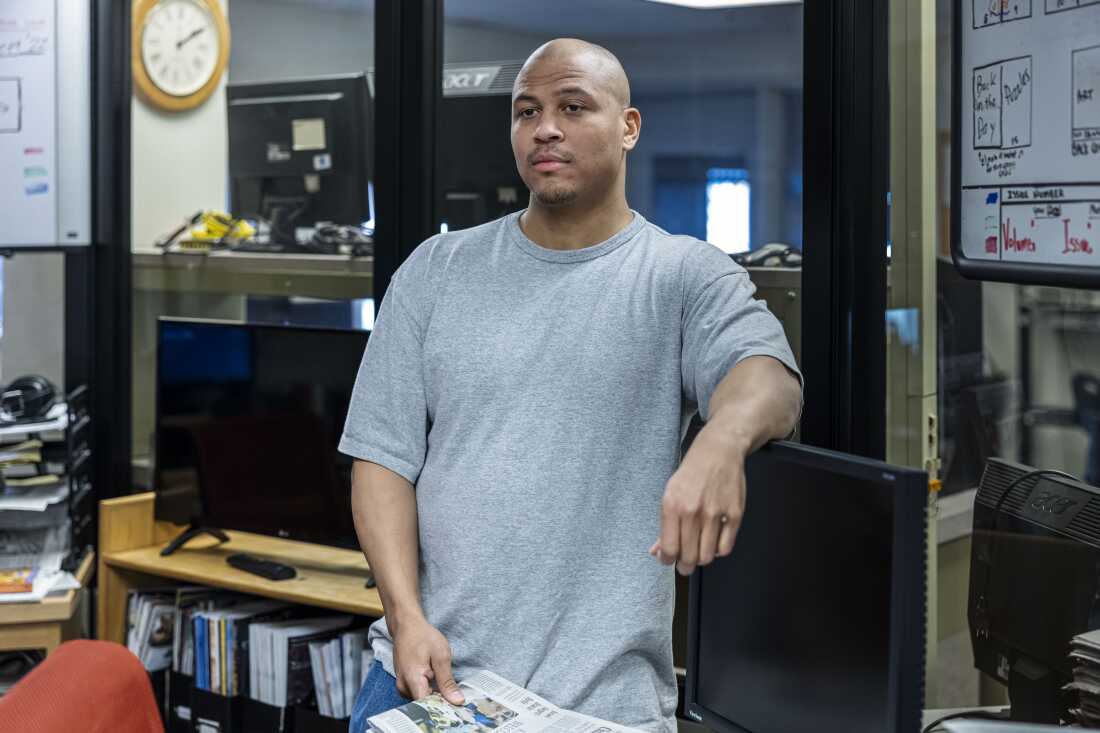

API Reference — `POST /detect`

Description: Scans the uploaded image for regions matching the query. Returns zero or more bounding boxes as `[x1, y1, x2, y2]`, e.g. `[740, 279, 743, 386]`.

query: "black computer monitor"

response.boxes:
[227, 73, 372, 240]
[154, 318, 368, 550]
[968, 458, 1100, 723]
[436, 92, 527, 231]
[685, 440, 927, 733]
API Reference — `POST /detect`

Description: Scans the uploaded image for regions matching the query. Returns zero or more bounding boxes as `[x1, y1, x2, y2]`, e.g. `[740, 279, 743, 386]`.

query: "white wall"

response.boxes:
[0, 255, 65, 389]
[131, 0, 229, 252]
[229, 0, 374, 83]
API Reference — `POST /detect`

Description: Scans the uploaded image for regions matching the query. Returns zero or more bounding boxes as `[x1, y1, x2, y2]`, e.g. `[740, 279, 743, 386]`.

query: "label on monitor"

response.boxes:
[266, 143, 291, 163]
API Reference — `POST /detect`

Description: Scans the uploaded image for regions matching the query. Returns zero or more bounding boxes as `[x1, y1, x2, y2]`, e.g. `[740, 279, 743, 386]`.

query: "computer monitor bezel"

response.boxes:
[684, 439, 927, 733]
[153, 316, 369, 548]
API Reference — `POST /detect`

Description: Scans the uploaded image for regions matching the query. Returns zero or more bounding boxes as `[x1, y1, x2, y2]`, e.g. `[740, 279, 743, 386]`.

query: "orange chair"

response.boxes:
[0, 640, 163, 733]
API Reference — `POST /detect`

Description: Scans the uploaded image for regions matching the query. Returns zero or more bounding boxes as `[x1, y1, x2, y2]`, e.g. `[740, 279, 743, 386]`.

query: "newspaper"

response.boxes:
[363, 671, 646, 733]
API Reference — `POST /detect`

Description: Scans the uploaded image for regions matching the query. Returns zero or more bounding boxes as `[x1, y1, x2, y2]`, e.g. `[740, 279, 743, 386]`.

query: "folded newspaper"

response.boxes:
[363, 670, 646, 733]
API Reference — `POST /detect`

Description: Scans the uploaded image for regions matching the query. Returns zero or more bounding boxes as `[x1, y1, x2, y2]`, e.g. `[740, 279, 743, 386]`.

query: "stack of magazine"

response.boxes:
[309, 630, 372, 718]
[125, 587, 374, 719]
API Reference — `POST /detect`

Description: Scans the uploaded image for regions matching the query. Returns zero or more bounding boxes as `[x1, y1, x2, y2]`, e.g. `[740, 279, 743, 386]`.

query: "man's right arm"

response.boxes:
[351, 460, 465, 705]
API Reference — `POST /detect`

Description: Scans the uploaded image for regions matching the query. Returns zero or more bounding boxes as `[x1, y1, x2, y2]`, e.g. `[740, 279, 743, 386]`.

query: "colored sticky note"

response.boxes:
[23, 166, 47, 178]
[24, 182, 48, 195]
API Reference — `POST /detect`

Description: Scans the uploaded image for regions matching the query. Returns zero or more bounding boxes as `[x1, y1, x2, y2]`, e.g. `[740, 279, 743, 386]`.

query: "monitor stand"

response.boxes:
[1009, 656, 1061, 724]
[160, 524, 230, 557]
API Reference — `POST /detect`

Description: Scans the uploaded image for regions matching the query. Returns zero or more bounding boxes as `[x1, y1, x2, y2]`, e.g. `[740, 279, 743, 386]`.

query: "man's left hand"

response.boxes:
[649, 429, 748, 576]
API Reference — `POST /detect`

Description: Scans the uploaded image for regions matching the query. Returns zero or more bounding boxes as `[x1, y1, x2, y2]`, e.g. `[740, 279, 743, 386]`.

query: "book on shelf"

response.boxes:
[0, 567, 37, 594]
[124, 585, 380, 717]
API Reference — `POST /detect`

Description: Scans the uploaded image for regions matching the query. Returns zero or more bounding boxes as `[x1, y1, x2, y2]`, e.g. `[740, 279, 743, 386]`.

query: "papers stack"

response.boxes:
[0, 402, 78, 603]
[1068, 629, 1100, 725]
[0, 525, 78, 603]
[0, 403, 68, 441]
[0, 478, 69, 514]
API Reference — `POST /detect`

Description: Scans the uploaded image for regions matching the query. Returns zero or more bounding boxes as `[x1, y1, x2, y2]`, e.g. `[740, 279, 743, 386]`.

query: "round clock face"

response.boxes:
[140, 0, 220, 98]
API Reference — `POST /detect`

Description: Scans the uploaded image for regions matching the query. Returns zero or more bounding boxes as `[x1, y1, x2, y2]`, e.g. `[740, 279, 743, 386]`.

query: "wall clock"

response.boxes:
[132, 0, 230, 112]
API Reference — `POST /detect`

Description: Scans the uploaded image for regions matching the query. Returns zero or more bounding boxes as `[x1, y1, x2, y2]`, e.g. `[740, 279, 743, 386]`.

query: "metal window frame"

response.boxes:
[372, 0, 442, 301]
[84, 0, 132, 501]
[802, 0, 890, 458]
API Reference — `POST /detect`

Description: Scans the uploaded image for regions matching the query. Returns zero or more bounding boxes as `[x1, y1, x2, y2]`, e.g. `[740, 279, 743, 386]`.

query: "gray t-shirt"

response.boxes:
[339, 211, 800, 733]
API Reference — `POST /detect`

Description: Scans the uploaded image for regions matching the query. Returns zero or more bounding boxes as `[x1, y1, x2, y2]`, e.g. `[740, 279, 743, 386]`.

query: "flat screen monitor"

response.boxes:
[227, 73, 372, 237]
[685, 440, 927, 733]
[436, 94, 527, 231]
[968, 458, 1100, 723]
[154, 318, 368, 548]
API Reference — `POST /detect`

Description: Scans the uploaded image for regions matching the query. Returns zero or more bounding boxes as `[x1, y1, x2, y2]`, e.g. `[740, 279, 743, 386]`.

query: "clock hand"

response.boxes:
[176, 26, 206, 49]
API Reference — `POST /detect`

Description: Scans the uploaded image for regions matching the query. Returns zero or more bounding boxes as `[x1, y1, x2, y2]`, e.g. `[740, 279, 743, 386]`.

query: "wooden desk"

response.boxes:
[0, 551, 94, 655]
[97, 492, 383, 645]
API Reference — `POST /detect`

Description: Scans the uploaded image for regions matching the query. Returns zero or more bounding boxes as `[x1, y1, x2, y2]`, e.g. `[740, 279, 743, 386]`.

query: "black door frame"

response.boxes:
[801, 0, 890, 459]
[71, 0, 132, 502]
[372, 0, 442, 301]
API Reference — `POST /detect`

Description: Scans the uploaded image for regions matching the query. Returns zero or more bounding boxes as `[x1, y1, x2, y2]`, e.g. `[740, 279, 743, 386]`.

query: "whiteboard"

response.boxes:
[0, 0, 90, 248]
[954, 1, 1100, 286]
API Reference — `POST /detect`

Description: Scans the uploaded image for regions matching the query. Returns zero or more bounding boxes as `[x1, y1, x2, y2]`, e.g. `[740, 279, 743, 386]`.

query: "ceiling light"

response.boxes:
[642, 0, 800, 8]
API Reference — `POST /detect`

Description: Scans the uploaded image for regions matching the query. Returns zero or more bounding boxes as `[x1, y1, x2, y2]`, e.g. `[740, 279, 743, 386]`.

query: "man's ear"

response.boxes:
[623, 107, 641, 152]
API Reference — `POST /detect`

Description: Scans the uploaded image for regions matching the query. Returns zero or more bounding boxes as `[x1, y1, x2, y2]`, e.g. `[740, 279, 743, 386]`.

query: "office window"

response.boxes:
[130, 0, 376, 468]
[438, 0, 803, 253]
[705, 168, 750, 254]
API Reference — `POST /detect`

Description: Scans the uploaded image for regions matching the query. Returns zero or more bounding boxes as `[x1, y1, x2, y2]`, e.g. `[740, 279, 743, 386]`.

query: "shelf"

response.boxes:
[97, 493, 382, 645]
[104, 532, 381, 617]
[133, 250, 373, 299]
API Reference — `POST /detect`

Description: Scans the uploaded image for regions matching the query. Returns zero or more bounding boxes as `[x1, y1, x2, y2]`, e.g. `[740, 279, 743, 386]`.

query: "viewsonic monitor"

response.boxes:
[685, 440, 927, 733]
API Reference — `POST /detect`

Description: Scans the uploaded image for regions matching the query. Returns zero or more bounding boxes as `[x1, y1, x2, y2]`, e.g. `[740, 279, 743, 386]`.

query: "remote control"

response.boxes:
[226, 553, 296, 581]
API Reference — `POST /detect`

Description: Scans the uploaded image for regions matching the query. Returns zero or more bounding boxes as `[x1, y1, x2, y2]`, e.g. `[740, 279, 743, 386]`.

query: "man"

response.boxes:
[340, 38, 802, 733]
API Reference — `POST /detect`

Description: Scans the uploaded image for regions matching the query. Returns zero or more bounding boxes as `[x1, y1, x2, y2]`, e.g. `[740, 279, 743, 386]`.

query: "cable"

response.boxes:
[305, 221, 373, 256]
[920, 709, 1008, 733]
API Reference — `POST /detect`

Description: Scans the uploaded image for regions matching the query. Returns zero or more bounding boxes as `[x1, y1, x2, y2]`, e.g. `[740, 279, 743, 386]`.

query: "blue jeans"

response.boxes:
[350, 660, 410, 733]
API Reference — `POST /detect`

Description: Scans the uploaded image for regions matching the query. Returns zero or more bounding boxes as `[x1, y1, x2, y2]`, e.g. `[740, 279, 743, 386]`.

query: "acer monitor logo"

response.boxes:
[1028, 490, 1078, 515]
[1020, 479, 1089, 529]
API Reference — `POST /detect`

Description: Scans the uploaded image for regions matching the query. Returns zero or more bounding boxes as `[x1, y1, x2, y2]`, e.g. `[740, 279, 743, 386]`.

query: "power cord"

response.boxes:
[154, 211, 203, 250]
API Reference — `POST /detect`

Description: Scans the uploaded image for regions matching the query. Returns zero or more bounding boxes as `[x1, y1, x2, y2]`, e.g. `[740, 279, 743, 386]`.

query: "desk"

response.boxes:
[96, 492, 383, 645]
[0, 551, 94, 655]
[922, 707, 1010, 730]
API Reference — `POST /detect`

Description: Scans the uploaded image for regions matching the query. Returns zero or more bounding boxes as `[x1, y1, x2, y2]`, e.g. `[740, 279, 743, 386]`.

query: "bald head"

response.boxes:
[515, 38, 631, 108]
[510, 38, 641, 213]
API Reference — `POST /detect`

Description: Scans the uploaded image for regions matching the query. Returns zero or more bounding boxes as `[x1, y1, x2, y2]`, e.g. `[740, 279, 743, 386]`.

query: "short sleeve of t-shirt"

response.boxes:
[680, 242, 803, 421]
[338, 241, 435, 484]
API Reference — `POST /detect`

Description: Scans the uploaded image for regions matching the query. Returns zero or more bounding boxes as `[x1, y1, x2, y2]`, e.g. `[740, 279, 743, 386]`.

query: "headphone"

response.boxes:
[0, 375, 58, 424]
